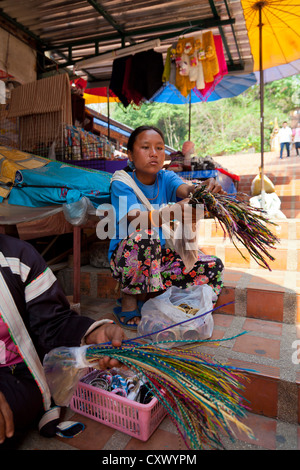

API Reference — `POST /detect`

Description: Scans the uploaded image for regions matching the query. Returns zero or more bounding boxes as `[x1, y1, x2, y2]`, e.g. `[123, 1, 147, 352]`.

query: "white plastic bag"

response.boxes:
[63, 195, 95, 225]
[250, 193, 286, 219]
[43, 345, 96, 406]
[137, 285, 216, 348]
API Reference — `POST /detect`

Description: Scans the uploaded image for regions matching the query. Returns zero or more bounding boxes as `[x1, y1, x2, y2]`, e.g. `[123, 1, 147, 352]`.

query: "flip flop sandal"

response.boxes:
[56, 421, 85, 438]
[116, 298, 145, 312]
[113, 306, 141, 331]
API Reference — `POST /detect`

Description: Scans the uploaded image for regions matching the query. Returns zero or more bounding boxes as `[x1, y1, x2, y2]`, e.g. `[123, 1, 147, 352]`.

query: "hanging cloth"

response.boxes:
[109, 56, 132, 107]
[188, 35, 205, 90]
[122, 55, 144, 106]
[193, 35, 228, 101]
[175, 37, 196, 97]
[162, 46, 172, 83]
[201, 31, 219, 83]
[131, 50, 164, 100]
[162, 44, 177, 86]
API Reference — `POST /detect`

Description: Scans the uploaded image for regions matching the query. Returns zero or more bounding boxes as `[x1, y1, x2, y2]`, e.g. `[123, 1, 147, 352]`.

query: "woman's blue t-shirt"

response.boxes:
[108, 169, 184, 259]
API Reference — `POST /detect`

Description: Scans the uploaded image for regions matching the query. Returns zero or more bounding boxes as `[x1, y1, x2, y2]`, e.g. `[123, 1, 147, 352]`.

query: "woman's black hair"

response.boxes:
[127, 125, 165, 152]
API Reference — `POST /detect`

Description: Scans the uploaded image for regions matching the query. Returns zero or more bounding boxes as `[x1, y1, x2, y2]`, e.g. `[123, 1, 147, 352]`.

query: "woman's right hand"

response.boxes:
[0, 391, 14, 444]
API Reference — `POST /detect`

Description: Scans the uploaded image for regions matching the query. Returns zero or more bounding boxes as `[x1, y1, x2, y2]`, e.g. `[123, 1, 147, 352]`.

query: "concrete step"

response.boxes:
[200, 236, 300, 272]
[199, 312, 300, 425]
[216, 267, 300, 325]
[78, 297, 300, 426]
[57, 265, 300, 326]
[236, 171, 300, 219]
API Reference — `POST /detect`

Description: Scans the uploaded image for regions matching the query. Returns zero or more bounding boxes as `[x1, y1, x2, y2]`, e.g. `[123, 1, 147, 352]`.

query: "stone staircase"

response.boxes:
[201, 222, 299, 425]
[57, 151, 300, 432]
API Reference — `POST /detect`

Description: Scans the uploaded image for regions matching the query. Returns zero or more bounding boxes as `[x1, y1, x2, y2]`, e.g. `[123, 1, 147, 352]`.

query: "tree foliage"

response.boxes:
[107, 75, 300, 156]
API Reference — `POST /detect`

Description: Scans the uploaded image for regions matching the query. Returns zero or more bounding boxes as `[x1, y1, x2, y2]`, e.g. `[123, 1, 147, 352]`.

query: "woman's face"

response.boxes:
[128, 129, 165, 178]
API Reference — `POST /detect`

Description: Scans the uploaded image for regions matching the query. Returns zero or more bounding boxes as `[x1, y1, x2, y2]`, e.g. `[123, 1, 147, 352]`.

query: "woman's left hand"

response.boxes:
[85, 323, 126, 370]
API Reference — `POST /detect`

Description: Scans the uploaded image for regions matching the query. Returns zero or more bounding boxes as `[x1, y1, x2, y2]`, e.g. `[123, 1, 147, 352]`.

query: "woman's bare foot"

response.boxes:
[121, 293, 141, 326]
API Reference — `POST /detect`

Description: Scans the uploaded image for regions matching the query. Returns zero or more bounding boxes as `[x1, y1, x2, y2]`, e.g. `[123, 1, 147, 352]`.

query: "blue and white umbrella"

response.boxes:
[150, 73, 257, 104]
[254, 59, 300, 84]
[150, 73, 257, 139]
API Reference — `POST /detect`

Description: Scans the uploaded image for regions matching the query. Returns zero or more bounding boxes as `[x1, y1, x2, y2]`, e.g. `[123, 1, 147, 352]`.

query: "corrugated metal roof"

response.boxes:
[0, 0, 253, 83]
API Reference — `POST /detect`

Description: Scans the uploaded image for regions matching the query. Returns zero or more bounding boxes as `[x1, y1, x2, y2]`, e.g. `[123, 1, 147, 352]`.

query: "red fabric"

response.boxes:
[85, 86, 118, 98]
[122, 56, 143, 106]
[0, 317, 23, 367]
[217, 168, 240, 181]
[0, 70, 13, 80]
[72, 77, 87, 90]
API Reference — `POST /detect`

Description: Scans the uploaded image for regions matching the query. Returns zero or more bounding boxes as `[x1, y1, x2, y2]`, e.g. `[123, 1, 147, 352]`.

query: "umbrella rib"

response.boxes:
[263, 5, 300, 41]
[266, 1, 298, 5]
[265, 5, 300, 21]
[261, 13, 289, 64]
[242, 1, 300, 36]
[242, 5, 259, 25]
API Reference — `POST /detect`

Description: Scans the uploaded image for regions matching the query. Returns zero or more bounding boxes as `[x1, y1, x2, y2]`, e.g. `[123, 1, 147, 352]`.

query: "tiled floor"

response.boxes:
[18, 407, 299, 451]
[14, 297, 300, 451]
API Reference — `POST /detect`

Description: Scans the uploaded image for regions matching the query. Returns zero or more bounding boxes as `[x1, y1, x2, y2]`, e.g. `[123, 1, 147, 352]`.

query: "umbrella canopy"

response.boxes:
[151, 73, 257, 140]
[240, 0, 300, 208]
[151, 73, 257, 104]
[242, 0, 300, 72]
[83, 85, 120, 139]
[254, 59, 300, 84]
[83, 93, 120, 104]
[83, 87, 120, 104]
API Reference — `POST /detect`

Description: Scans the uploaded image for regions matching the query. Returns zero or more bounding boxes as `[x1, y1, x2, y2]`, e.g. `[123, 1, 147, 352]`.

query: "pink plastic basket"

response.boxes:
[70, 370, 167, 441]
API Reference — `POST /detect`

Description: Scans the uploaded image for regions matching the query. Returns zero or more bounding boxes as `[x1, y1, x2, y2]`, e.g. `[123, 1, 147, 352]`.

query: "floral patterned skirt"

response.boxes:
[110, 229, 224, 297]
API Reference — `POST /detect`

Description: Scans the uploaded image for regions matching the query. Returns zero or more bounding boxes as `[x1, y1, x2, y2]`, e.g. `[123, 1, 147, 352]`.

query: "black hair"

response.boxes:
[127, 125, 165, 152]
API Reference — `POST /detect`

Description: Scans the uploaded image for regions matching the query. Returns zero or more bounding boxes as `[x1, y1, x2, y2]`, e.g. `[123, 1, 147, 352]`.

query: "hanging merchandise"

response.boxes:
[109, 49, 164, 107]
[121, 55, 144, 107]
[70, 77, 87, 96]
[173, 37, 196, 97]
[165, 32, 228, 101]
[194, 34, 228, 101]
[201, 31, 220, 83]
[130, 49, 164, 101]
[110, 56, 132, 108]
[162, 43, 177, 86]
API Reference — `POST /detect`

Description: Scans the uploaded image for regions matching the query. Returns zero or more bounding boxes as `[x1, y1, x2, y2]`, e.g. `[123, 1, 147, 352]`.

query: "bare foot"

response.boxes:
[121, 293, 140, 326]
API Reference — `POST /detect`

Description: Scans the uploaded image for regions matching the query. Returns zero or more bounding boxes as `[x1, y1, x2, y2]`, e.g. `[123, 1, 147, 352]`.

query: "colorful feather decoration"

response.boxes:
[189, 185, 280, 270]
[85, 340, 254, 449]
[43, 328, 254, 450]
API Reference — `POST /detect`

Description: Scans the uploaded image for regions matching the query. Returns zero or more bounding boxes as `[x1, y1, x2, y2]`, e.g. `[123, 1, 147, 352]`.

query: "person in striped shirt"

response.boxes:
[0, 233, 124, 447]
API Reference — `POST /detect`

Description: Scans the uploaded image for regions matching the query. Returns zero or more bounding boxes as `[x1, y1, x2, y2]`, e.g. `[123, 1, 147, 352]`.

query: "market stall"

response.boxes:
[0, 142, 113, 303]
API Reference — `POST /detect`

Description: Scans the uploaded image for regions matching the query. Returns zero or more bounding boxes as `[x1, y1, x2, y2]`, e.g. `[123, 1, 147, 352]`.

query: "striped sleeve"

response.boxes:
[25, 267, 57, 303]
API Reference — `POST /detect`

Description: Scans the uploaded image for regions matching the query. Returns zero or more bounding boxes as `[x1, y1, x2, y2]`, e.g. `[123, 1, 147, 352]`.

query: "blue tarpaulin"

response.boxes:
[3, 160, 112, 208]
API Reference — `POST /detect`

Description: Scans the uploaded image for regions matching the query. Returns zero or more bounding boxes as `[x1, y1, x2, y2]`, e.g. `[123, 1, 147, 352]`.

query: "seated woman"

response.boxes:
[108, 125, 225, 330]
